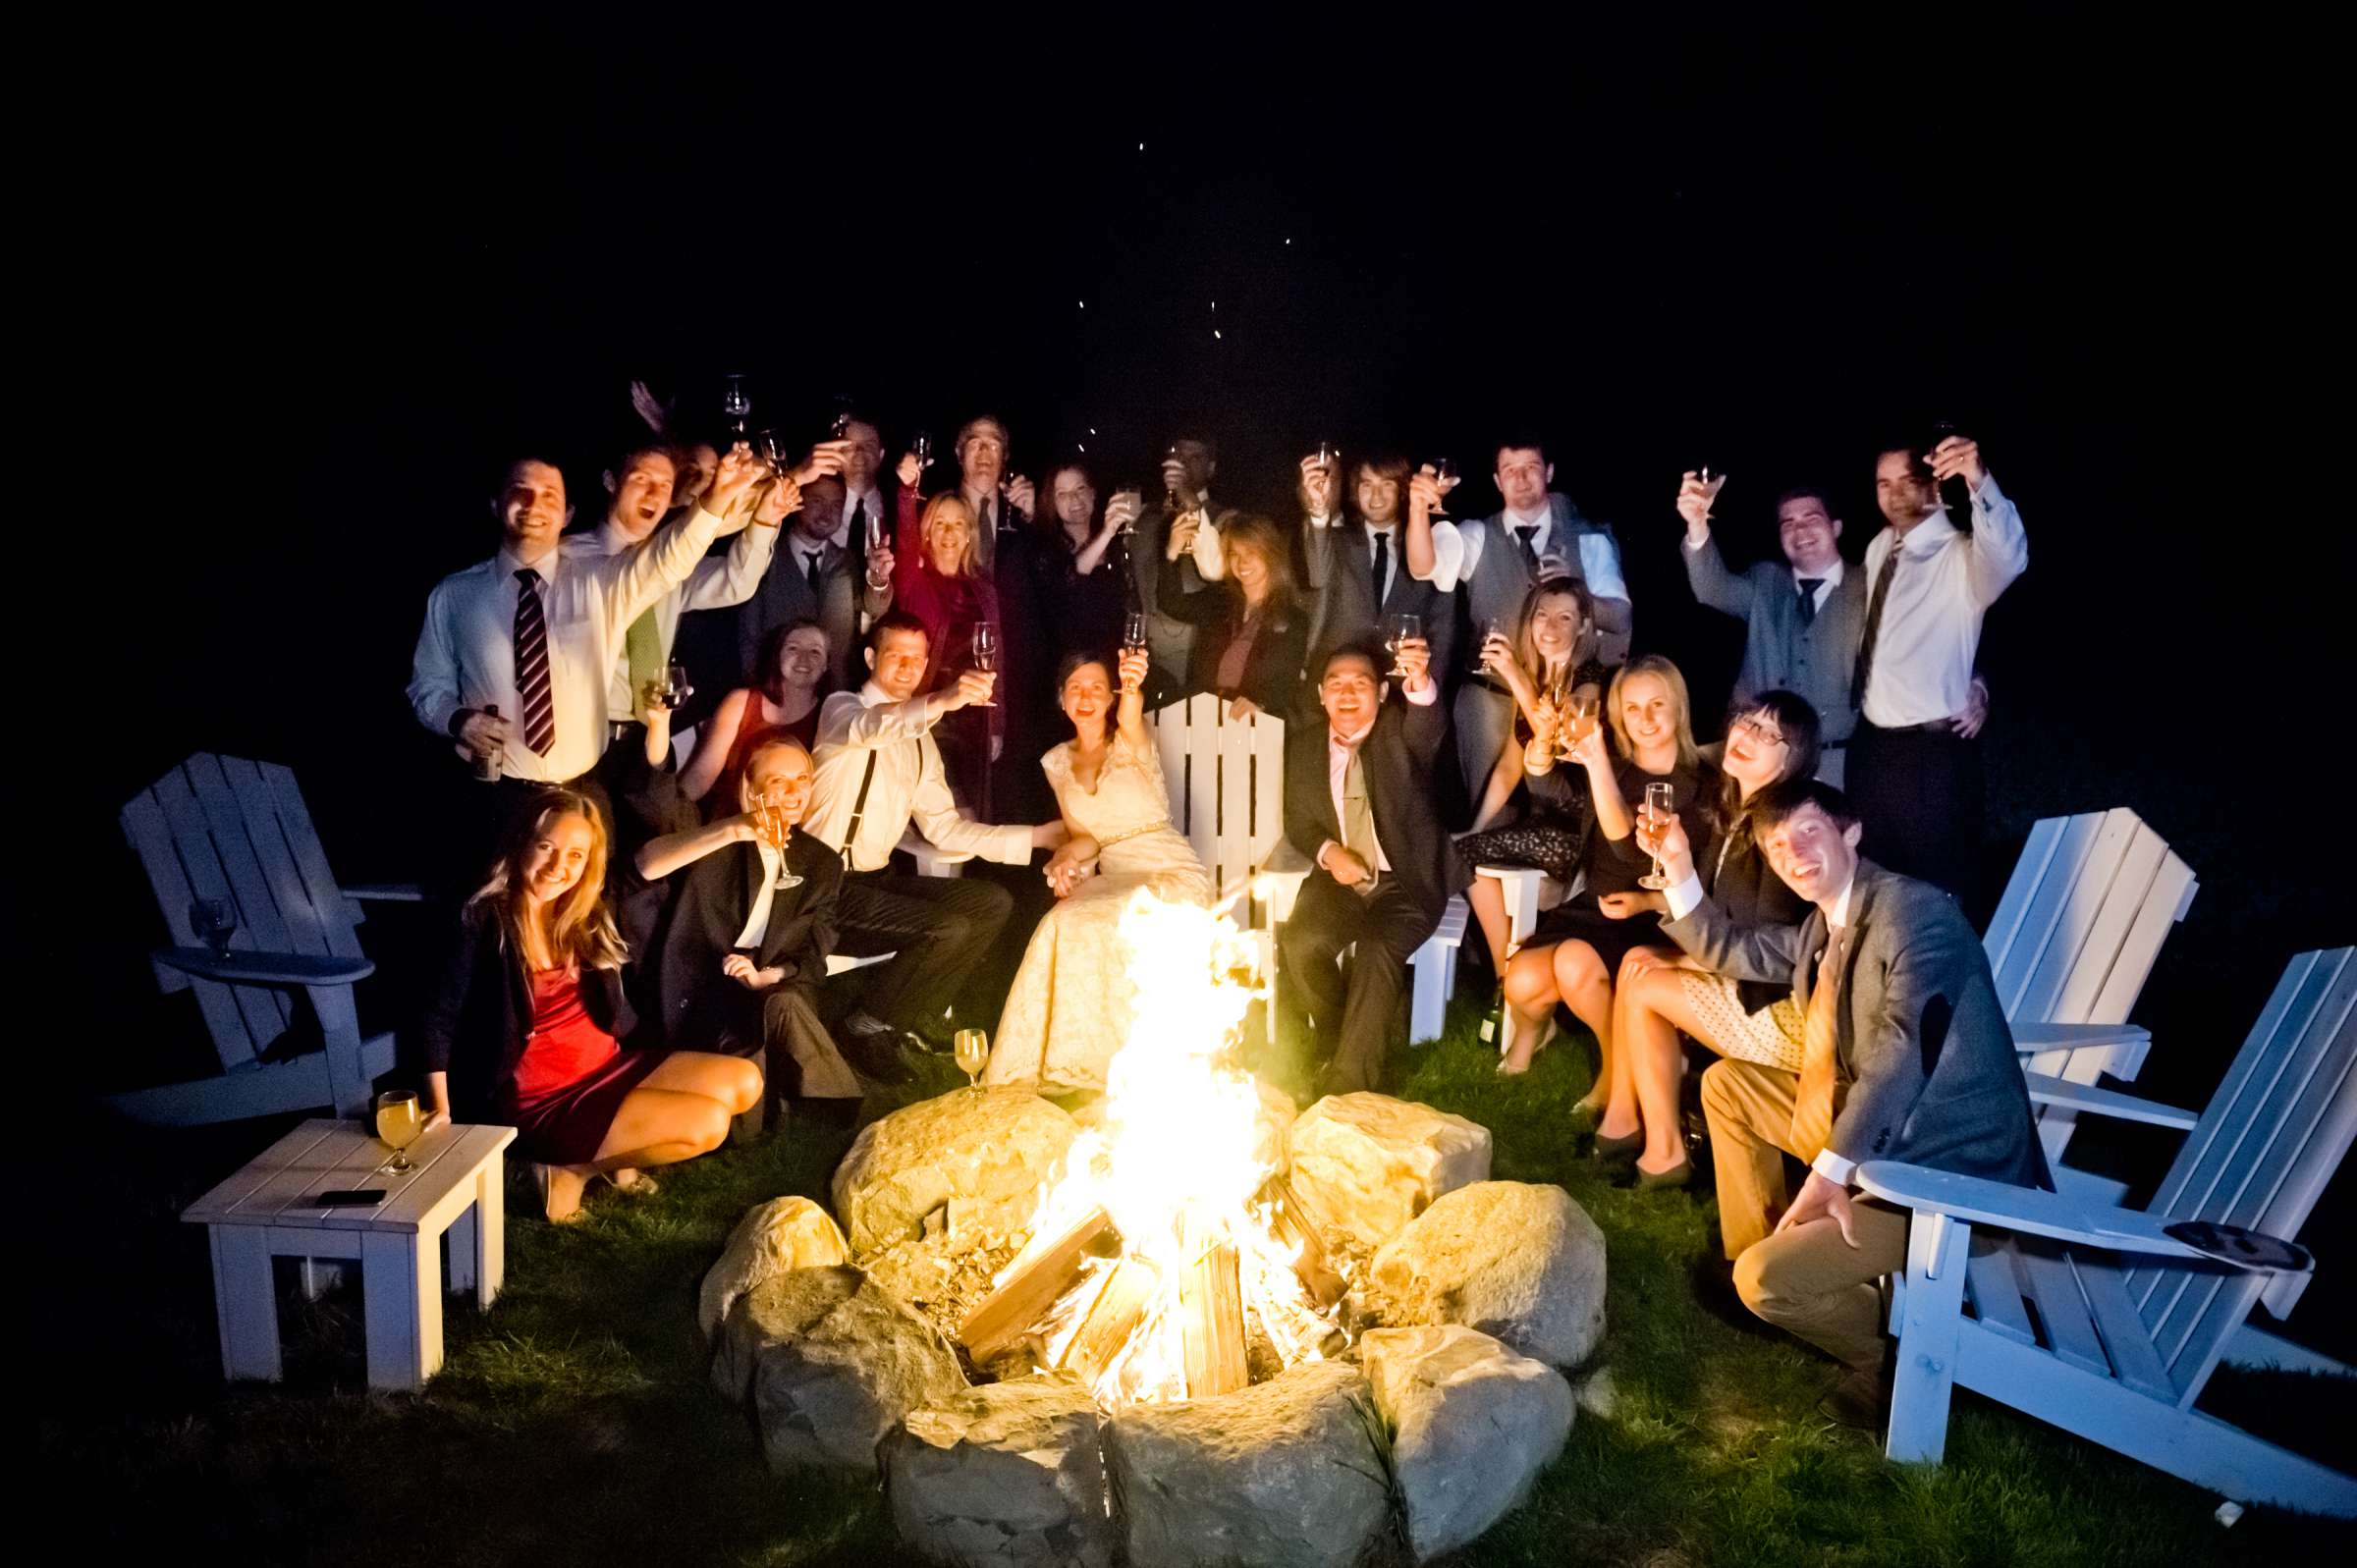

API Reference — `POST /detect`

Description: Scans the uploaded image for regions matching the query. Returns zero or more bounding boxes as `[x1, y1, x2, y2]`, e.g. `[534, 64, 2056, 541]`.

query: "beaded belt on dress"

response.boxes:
[1094, 820, 1174, 850]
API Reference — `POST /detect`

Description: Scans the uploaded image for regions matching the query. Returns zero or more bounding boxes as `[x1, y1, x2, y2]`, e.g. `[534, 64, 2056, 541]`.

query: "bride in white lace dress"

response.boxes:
[986, 646, 1212, 1090]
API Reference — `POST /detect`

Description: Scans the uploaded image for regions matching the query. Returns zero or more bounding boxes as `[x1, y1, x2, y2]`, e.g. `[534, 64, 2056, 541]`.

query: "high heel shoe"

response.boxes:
[1496, 1013, 1559, 1076]
[1612, 1155, 1694, 1191]
[531, 1162, 591, 1224]
[1590, 1126, 1644, 1163]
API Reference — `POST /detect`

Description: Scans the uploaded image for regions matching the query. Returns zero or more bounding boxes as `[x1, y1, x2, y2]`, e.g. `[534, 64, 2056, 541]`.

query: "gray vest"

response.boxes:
[1465, 495, 1614, 630]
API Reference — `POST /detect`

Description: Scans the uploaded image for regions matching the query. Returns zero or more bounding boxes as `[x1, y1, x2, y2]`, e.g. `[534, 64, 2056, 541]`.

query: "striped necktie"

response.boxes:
[1850, 548, 1901, 708]
[514, 568, 557, 755]
[1788, 921, 1850, 1163]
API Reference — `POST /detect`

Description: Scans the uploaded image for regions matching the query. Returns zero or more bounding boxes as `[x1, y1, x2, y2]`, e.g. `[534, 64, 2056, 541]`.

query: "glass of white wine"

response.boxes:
[952, 1028, 990, 1094]
[375, 1089, 424, 1174]
[1383, 612, 1422, 676]
[1637, 782, 1677, 891]
[1556, 691, 1600, 760]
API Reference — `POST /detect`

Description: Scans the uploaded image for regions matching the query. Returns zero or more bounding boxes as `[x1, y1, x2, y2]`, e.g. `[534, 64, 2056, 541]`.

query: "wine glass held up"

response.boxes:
[968, 622, 1000, 705]
[722, 374, 751, 438]
[1556, 692, 1600, 759]
[1383, 612, 1423, 676]
[1427, 457, 1459, 517]
[1637, 782, 1678, 891]
[1122, 607, 1150, 653]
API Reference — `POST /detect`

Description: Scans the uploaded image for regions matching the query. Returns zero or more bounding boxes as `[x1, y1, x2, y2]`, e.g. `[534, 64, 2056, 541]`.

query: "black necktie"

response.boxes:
[1511, 523, 1539, 571]
[1372, 529, 1394, 605]
[1852, 549, 1902, 708]
[847, 497, 869, 557]
[513, 568, 556, 755]
[1795, 576, 1822, 626]
[804, 549, 827, 592]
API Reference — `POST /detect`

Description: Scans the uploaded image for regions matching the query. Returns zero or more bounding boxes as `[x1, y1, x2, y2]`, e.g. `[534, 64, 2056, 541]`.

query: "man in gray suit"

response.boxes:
[1641, 778, 2046, 1424]
[734, 475, 891, 691]
[1679, 479, 1868, 786]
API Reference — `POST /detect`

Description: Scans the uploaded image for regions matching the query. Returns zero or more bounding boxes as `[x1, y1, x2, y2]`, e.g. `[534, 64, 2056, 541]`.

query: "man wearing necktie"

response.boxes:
[1277, 637, 1469, 1096]
[735, 474, 892, 691]
[1642, 778, 2045, 1429]
[1296, 454, 1456, 679]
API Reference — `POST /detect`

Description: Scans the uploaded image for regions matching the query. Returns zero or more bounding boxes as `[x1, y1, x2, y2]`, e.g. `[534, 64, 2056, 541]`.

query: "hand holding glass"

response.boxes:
[968, 622, 1000, 704]
[1122, 608, 1150, 651]
[1383, 612, 1423, 676]
[1637, 783, 1677, 891]
[375, 1090, 423, 1174]
[1555, 693, 1600, 759]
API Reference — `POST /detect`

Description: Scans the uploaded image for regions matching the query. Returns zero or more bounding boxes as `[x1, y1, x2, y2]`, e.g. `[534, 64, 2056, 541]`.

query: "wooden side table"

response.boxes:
[183, 1117, 517, 1391]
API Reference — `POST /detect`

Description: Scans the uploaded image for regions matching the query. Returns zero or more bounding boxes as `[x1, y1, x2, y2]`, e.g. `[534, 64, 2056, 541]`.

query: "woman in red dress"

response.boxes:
[420, 788, 761, 1222]
[884, 473, 1003, 815]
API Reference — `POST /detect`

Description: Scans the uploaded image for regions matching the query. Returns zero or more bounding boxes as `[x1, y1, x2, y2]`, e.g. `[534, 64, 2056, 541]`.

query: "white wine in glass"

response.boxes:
[952, 1028, 990, 1093]
[1637, 782, 1677, 891]
[1383, 612, 1422, 676]
[376, 1090, 423, 1174]
[1556, 692, 1600, 760]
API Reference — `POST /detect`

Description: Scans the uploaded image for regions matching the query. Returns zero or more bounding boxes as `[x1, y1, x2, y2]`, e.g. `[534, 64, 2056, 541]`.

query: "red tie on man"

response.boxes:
[514, 568, 557, 756]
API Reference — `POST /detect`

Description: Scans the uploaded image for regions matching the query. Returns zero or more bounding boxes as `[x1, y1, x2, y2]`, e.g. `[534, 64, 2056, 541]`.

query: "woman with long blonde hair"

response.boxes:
[885, 470, 1006, 815]
[419, 788, 761, 1221]
[1496, 656, 1719, 1115]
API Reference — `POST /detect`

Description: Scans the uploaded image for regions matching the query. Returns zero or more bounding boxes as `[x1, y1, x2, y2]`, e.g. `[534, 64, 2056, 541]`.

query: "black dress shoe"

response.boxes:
[837, 1028, 914, 1085]
[1817, 1355, 1896, 1433]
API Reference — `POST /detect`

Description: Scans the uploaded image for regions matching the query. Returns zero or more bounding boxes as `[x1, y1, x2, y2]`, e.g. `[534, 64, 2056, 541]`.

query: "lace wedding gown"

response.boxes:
[985, 729, 1213, 1090]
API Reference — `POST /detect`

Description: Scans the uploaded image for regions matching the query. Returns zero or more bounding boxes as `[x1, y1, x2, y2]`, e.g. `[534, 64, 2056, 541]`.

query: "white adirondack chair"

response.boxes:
[117, 754, 415, 1126]
[1857, 946, 2357, 1519]
[1148, 693, 1465, 1043]
[1985, 809, 2198, 1178]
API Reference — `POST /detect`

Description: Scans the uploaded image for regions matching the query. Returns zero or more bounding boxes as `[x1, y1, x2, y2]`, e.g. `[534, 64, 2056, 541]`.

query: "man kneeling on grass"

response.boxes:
[1634, 779, 2048, 1428]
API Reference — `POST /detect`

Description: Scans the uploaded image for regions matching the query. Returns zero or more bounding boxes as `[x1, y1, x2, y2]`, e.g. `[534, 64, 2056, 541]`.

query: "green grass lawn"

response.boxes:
[32, 1004, 2356, 1566]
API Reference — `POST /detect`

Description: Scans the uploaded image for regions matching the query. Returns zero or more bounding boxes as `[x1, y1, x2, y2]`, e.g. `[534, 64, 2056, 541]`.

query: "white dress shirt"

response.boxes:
[1857, 473, 2027, 729]
[1419, 504, 1630, 602]
[562, 513, 778, 722]
[805, 684, 1035, 872]
[1316, 679, 1440, 874]
[1665, 867, 1859, 1185]
[407, 507, 726, 784]
[1792, 558, 1845, 614]
[733, 838, 784, 948]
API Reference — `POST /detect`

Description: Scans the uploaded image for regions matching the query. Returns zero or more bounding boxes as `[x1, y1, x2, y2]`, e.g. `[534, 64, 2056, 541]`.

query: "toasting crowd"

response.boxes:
[406, 395, 2036, 1428]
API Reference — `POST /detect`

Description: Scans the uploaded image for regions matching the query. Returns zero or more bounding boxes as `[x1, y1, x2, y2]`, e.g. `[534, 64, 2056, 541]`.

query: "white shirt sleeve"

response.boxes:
[907, 737, 1036, 864]
[1579, 532, 1629, 603]
[1810, 1148, 1859, 1187]
[682, 518, 780, 613]
[1191, 509, 1226, 581]
[1962, 472, 2029, 608]
[1662, 868, 1708, 921]
[1413, 520, 1469, 591]
[407, 581, 464, 737]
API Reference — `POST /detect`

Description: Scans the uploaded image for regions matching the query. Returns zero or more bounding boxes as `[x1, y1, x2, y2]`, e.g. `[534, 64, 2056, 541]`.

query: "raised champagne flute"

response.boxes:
[760, 787, 805, 891]
[375, 1089, 423, 1174]
[969, 622, 1000, 705]
[1637, 782, 1677, 891]
[190, 897, 238, 959]
[910, 429, 935, 477]
[1122, 607, 1150, 652]
[1383, 612, 1422, 676]
[952, 1028, 990, 1094]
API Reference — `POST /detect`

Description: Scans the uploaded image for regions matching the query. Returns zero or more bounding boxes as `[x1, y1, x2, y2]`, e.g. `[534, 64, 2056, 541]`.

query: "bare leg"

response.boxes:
[1618, 961, 1726, 1173]
[592, 1086, 735, 1175]
[1500, 941, 1562, 1075]
[637, 1051, 764, 1113]
[1554, 941, 1618, 1126]
[1467, 877, 1511, 975]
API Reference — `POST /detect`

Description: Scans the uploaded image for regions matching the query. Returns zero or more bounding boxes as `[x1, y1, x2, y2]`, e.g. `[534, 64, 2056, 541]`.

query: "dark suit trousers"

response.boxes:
[1278, 872, 1441, 1093]
[1847, 723, 1983, 897]
[832, 869, 1014, 1032]
[705, 984, 863, 1101]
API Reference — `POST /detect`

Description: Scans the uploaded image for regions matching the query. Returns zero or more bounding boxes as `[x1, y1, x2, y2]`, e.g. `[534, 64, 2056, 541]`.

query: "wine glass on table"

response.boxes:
[1637, 782, 1677, 891]
[190, 897, 238, 960]
[1382, 612, 1422, 676]
[952, 1028, 990, 1094]
[375, 1089, 423, 1174]
[969, 622, 1000, 705]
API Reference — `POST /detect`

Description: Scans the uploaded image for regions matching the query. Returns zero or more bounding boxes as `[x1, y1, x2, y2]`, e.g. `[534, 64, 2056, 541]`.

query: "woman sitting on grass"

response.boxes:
[1498, 656, 1719, 1105]
[1592, 690, 1822, 1189]
[419, 787, 761, 1222]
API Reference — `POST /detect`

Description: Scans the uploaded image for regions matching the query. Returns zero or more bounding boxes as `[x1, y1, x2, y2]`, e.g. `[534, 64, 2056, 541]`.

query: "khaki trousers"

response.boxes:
[1701, 1058, 1908, 1371]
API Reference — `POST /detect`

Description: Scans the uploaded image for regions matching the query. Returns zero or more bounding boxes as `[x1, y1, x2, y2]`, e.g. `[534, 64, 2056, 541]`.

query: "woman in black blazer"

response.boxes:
[633, 734, 864, 1107]
[1156, 512, 1312, 724]
[420, 787, 761, 1222]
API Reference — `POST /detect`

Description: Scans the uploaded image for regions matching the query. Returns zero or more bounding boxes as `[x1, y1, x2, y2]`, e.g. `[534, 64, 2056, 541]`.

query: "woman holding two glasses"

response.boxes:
[419, 788, 763, 1223]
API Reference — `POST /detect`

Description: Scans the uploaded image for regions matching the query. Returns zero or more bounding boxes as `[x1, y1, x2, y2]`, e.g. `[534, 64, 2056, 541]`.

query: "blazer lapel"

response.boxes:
[1793, 904, 1830, 1014]
[736, 841, 768, 948]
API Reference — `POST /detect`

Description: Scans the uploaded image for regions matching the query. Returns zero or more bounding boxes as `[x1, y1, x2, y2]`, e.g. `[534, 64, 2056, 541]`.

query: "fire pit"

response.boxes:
[703, 893, 1606, 1566]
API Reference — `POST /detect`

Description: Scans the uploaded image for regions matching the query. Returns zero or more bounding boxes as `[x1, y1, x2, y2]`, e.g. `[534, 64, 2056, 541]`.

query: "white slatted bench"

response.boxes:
[183, 1118, 516, 1392]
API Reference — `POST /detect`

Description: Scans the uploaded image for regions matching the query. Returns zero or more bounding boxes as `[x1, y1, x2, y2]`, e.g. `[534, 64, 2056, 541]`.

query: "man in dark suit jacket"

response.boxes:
[1644, 777, 2046, 1422]
[631, 735, 869, 1114]
[1278, 636, 1470, 1095]
[730, 475, 889, 693]
[1298, 453, 1459, 680]
[1678, 481, 1869, 785]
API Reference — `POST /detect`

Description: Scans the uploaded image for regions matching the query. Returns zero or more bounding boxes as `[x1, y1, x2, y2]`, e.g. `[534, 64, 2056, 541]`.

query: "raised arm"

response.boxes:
[1577, 528, 1634, 667]
[679, 475, 788, 612]
[1401, 468, 1465, 588]
[635, 814, 757, 883]
[1114, 645, 1151, 753]
[682, 688, 748, 801]
[1960, 465, 2028, 607]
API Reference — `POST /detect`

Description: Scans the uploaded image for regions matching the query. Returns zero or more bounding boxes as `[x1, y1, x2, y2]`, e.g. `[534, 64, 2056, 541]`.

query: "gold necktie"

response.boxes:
[1789, 923, 1849, 1162]
[1341, 742, 1380, 897]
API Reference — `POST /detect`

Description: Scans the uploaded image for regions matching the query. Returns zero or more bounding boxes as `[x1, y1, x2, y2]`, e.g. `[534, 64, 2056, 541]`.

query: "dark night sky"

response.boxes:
[37, 4, 2349, 1103]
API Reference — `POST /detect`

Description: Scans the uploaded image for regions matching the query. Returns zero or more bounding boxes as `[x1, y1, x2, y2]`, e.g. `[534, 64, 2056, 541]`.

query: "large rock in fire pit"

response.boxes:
[1105, 1360, 1392, 1568]
[883, 1373, 1116, 1568]
[833, 1088, 1079, 1259]
[1285, 1092, 1491, 1264]
[698, 1196, 850, 1341]
[1366, 1181, 1606, 1369]
[1358, 1325, 1574, 1561]
[712, 1265, 966, 1477]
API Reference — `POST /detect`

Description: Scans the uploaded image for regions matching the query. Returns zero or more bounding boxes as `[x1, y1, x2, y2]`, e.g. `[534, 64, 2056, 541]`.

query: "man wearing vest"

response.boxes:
[1401, 437, 1634, 799]
[1642, 778, 2047, 1429]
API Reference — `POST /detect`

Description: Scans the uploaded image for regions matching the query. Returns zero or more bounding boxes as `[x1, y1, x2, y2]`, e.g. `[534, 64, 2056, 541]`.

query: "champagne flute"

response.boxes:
[952, 1028, 990, 1093]
[190, 897, 238, 959]
[722, 373, 751, 437]
[1160, 443, 1185, 515]
[756, 427, 795, 479]
[1122, 607, 1150, 652]
[758, 786, 805, 890]
[910, 429, 935, 477]
[1383, 611, 1422, 676]
[375, 1090, 423, 1174]
[969, 622, 1000, 705]
[1428, 457, 1459, 517]
[1637, 782, 1677, 891]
